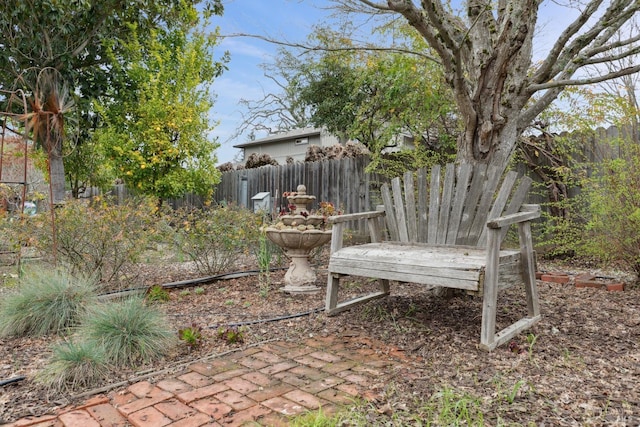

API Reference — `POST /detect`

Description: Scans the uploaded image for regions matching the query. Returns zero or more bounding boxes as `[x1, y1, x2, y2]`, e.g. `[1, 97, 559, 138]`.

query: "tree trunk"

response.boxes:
[45, 138, 66, 204]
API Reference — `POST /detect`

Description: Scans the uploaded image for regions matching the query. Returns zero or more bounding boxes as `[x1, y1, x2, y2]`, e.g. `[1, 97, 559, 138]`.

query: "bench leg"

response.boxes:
[480, 225, 541, 351]
[325, 272, 390, 316]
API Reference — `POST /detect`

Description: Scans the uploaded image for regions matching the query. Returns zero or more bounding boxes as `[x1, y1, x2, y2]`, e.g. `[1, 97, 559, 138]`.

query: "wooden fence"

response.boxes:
[212, 156, 386, 218]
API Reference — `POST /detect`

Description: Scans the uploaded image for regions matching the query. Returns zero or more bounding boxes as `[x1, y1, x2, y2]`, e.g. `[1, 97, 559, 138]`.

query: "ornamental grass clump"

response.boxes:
[36, 340, 109, 393]
[82, 297, 175, 367]
[0, 268, 97, 337]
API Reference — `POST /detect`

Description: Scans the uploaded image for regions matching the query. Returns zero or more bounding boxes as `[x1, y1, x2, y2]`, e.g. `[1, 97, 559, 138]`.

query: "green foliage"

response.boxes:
[0, 268, 97, 337]
[96, 9, 226, 202]
[146, 285, 170, 303]
[36, 340, 109, 393]
[81, 297, 175, 367]
[0, 0, 225, 200]
[178, 323, 204, 350]
[25, 198, 157, 287]
[580, 142, 640, 275]
[169, 206, 261, 276]
[217, 326, 246, 344]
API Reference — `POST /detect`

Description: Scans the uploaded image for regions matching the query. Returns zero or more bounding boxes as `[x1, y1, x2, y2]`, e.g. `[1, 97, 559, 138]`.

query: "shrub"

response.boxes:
[178, 323, 204, 350]
[24, 197, 157, 288]
[0, 268, 97, 337]
[36, 340, 109, 393]
[581, 143, 640, 275]
[82, 297, 175, 367]
[146, 284, 170, 303]
[170, 205, 261, 276]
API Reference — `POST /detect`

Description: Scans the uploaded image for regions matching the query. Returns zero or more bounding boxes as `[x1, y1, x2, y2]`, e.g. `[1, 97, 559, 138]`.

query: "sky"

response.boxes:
[208, 0, 581, 165]
[210, 0, 335, 164]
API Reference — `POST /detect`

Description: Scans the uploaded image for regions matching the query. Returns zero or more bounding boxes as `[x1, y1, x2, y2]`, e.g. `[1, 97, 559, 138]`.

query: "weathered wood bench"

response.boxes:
[325, 162, 541, 351]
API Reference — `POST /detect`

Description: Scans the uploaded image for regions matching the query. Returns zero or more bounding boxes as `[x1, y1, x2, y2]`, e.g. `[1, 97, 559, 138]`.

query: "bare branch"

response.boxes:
[221, 33, 441, 63]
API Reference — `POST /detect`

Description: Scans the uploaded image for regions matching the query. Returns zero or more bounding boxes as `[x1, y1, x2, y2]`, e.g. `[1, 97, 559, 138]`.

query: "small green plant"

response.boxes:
[36, 339, 108, 393]
[505, 379, 526, 404]
[81, 297, 175, 367]
[0, 268, 97, 337]
[170, 206, 262, 276]
[146, 284, 170, 303]
[178, 323, 204, 350]
[194, 287, 205, 295]
[179, 289, 191, 297]
[217, 326, 246, 344]
[526, 333, 538, 360]
[288, 407, 339, 427]
[256, 231, 273, 297]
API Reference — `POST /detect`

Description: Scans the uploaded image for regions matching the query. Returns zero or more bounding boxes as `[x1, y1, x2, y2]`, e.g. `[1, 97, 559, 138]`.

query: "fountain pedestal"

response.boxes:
[264, 185, 331, 293]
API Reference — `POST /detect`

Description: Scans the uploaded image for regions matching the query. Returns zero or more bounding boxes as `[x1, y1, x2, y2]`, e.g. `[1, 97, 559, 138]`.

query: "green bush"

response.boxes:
[25, 197, 157, 288]
[169, 205, 261, 276]
[36, 340, 109, 393]
[581, 143, 640, 275]
[81, 297, 175, 367]
[0, 268, 97, 337]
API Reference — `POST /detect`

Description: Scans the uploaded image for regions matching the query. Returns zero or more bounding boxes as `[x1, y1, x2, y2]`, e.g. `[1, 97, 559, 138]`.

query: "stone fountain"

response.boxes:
[264, 185, 332, 293]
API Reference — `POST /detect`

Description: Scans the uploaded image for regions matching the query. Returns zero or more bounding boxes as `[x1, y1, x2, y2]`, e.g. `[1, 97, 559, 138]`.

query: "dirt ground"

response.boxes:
[1, 256, 639, 426]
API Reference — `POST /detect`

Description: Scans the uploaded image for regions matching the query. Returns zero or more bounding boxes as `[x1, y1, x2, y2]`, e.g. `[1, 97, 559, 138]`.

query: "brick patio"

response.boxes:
[6, 335, 419, 427]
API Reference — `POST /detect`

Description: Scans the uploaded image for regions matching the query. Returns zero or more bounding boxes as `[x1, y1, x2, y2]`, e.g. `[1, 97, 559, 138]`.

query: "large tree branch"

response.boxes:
[528, 64, 640, 91]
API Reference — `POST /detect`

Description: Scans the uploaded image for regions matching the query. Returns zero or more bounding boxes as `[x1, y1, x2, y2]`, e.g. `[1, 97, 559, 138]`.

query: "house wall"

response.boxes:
[239, 129, 340, 164]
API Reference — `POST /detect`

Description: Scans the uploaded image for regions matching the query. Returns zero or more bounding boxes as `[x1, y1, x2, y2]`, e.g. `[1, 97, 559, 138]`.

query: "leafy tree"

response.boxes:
[0, 0, 224, 201]
[96, 11, 227, 203]
[335, 0, 640, 172]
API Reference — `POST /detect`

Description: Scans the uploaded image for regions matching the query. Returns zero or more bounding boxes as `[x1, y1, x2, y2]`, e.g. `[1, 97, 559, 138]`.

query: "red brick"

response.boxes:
[300, 376, 345, 394]
[241, 371, 278, 387]
[282, 390, 326, 410]
[258, 362, 297, 375]
[176, 383, 230, 404]
[317, 388, 358, 405]
[246, 383, 295, 403]
[178, 372, 213, 388]
[189, 361, 238, 377]
[165, 412, 213, 427]
[128, 381, 156, 398]
[127, 406, 172, 427]
[320, 360, 358, 374]
[157, 378, 194, 395]
[58, 410, 101, 427]
[309, 351, 343, 363]
[351, 364, 384, 376]
[294, 355, 329, 369]
[260, 396, 306, 416]
[71, 395, 110, 411]
[607, 282, 625, 291]
[154, 399, 199, 420]
[223, 377, 260, 394]
[218, 404, 272, 425]
[227, 347, 262, 360]
[109, 390, 137, 407]
[254, 412, 289, 427]
[209, 368, 250, 382]
[273, 371, 310, 387]
[9, 415, 59, 427]
[237, 356, 269, 370]
[335, 371, 370, 385]
[251, 351, 285, 364]
[190, 397, 232, 420]
[541, 273, 570, 284]
[117, 388, 174, 415]
[288, 365, 327, 381]
[213, 390, 256, 411]
[86, 403, 129, 426]
[335, 383, 361, 396]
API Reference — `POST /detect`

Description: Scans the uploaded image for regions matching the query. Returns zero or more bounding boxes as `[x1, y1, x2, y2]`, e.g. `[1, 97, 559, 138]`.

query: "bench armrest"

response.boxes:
[487, 205, 540, 229]
[327, 209, 386, 224]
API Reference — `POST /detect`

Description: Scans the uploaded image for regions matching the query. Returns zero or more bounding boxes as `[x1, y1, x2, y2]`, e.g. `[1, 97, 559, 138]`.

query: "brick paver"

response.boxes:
[6, 335, 417, 427]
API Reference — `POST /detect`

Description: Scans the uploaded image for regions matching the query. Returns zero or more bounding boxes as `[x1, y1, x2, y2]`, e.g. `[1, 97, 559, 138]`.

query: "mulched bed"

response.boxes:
[1, 259, 639, 425]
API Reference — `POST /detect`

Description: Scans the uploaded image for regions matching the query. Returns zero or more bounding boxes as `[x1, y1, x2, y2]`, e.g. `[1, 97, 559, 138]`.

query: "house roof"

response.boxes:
[233, 127, 322, 148]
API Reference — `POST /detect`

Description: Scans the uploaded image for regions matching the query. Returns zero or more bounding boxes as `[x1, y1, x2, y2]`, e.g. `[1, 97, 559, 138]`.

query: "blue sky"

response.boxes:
[210, 0, 334, 164]
[209, 1, 580, 164]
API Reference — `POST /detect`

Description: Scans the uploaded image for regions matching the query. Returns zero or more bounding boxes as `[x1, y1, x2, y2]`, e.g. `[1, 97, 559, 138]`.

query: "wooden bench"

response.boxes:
[325, 162, 541, 351]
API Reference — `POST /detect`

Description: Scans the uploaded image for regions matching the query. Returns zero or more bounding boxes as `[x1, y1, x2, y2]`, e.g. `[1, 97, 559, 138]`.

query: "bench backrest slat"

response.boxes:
[382, 163, 532, 247]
